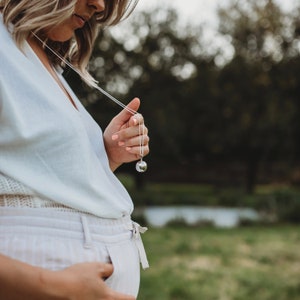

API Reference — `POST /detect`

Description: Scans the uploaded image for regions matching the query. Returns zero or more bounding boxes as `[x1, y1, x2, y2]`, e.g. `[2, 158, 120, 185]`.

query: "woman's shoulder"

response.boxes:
[0, 19, 29, 75]
[0, 15, 16, 55]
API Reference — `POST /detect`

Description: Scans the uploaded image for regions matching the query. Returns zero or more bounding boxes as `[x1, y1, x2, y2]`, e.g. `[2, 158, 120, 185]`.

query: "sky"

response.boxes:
[124, 0, 298, 66]
[135, 0, 220, 28]
[135, 0, 297, 28]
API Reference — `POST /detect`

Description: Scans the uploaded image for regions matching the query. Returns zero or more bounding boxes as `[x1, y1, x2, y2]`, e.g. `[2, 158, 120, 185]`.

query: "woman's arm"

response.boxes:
[0, 254, 135, 300]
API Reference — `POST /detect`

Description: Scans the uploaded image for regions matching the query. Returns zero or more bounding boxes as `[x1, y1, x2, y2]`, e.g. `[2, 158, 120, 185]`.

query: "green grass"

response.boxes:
[138, 225, 300, 300]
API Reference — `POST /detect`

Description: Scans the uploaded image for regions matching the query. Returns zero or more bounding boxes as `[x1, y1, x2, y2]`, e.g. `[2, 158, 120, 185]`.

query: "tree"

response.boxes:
[64, 1, 300, 193]
[213, 0, 300, 192]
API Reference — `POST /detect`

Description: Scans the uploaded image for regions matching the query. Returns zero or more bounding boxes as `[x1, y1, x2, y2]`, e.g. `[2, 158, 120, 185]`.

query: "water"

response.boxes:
[135, 206, 260, 228]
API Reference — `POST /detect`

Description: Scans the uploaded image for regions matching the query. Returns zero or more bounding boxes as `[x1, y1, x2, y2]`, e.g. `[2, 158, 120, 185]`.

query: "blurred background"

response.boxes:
[66, 0, 300, 299]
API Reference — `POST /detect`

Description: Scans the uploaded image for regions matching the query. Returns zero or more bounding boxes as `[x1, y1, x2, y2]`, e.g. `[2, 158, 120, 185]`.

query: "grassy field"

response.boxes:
[137, 225, 300, 300]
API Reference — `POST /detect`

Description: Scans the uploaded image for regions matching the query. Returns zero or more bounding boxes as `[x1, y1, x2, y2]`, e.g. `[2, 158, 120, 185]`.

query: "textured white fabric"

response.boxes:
[0, 15, 133, 218]
[0, 207, 147, 297]
[0, 172, 68, 208]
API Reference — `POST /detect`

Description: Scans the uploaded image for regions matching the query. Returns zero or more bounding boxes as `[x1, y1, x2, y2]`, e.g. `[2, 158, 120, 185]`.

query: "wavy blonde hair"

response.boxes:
[0, 0, 138, 85]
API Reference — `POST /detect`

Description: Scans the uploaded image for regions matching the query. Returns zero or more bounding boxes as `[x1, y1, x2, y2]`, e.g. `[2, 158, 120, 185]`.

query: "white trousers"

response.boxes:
[0, 207, 149, 297]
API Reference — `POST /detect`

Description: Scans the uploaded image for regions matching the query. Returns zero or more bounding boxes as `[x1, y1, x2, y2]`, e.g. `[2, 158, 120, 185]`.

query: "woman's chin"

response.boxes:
[47, 31, 74, 42]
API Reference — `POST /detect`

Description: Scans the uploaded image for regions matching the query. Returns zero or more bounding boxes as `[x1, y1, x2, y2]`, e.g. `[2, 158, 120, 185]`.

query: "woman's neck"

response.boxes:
[27, 36, 78, 110]
[27, 37, 52, 70]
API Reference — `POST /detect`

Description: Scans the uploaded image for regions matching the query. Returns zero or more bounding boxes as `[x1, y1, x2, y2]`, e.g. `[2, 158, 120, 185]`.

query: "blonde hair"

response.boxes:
[0, 0, 138, 85]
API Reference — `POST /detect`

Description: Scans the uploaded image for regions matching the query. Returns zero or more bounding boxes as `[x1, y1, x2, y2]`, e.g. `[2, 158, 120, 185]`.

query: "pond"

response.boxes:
[134, 206, 260, 228]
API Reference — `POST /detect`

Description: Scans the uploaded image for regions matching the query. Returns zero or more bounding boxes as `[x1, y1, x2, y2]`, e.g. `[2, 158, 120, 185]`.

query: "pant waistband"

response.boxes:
[0, 207, 149, 269]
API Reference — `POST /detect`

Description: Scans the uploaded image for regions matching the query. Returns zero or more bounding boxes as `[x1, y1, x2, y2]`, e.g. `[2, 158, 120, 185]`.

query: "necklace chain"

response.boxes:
[31, 32, 137, 114]
[32, 32, 146, 171]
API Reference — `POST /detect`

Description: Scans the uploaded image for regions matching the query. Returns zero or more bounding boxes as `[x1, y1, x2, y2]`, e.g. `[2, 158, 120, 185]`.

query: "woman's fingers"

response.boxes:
[125, 145, 150, 157]
[99, 263, 114, 279]
[113, 291, 136, 300]
[118, 135, 149, 148]
[117, 124, 148, 140]
[114, 98, 141, 127]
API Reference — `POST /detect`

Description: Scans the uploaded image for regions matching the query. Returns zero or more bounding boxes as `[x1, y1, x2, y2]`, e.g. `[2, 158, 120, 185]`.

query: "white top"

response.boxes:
[0, 16, 134, 218]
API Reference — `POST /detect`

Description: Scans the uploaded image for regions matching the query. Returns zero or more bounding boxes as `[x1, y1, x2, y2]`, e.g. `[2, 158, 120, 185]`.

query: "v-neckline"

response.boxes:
[25, 38, 79, 111]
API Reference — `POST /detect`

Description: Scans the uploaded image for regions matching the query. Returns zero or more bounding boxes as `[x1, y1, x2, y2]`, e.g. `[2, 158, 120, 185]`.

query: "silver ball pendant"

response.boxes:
[136, 160, 147, 173]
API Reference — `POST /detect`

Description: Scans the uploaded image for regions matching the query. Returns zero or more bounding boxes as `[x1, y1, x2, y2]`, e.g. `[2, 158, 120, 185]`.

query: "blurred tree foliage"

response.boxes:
[216, 0, 300, 192]
[65, 0, 300, 193]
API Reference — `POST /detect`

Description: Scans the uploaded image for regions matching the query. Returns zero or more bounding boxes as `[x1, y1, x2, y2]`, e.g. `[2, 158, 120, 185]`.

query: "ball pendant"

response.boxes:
[136, 160, 147, 173]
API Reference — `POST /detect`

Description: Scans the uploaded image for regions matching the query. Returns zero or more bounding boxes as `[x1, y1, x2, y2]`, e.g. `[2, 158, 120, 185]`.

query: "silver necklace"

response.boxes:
[32, 32, 147, 173]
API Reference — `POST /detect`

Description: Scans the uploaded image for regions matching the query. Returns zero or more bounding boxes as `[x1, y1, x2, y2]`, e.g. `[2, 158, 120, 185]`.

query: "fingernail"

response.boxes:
[133, 118, 138, 125]
[118, 141, 125, 146]
[112, 134, 118, 141]
[126, 147, 131, 151]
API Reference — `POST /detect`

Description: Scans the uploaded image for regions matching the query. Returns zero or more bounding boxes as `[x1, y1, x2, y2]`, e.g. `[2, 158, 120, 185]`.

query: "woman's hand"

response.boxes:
[0, 254, 135, 300]
[51, 262, 135, 300]
[103, 98, 150, 172]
